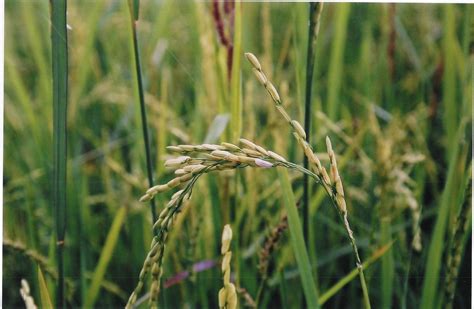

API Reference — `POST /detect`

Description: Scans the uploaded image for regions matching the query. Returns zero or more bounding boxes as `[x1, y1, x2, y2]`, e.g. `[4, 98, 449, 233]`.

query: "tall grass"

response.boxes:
[3, 2, 472, 308]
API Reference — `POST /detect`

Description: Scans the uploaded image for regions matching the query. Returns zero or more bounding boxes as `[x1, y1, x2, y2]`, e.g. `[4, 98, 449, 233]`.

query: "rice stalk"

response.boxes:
[303, 2, 324, 243]
[50, 1, 68, 307]
[230, 0, 242, 143]
[127, 0, 158, 223]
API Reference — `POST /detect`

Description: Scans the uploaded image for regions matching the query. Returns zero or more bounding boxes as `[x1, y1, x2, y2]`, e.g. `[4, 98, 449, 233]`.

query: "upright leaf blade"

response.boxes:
[278, 168, 319, 308]
[84, 206, 127, 308]
[38, 266, 54, 309]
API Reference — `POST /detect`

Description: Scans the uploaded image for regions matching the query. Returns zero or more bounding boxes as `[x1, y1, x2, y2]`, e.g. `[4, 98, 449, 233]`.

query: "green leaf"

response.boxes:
[277, 168, 319, 308]
[84, 207, 127, 308]
[38, 266, 54, 309]
[420, 121, 468, 309]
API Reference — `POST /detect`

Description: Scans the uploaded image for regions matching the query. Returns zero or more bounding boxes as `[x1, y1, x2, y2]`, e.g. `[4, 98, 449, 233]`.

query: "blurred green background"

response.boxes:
[3, 1, 472, 308]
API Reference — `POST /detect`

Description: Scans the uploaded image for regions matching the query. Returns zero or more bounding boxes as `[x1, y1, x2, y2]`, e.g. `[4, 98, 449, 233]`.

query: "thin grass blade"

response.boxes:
[84, 206, 127, 308]
[38, 266, 54, 309]
[277, 168, 319, 308]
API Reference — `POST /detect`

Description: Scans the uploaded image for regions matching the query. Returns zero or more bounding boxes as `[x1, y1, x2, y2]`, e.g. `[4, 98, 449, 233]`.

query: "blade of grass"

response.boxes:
[303, 2, 323, 243]
[84, 206, 127, 308]
[50, 1, 68, 307]
[442, 5, 457, 158]
[38, 266, 54, 309]
[327, 3, 350, 120]
[21, 2, 51, 104]
[277, 168, 320, 309]
[380, 217, 394, 309]
[127, 0, 157, 223]
[420, 120, 468, 309]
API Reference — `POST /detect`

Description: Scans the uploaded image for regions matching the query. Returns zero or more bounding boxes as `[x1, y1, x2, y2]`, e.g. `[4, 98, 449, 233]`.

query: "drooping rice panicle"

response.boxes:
[246, 52, 371, 309]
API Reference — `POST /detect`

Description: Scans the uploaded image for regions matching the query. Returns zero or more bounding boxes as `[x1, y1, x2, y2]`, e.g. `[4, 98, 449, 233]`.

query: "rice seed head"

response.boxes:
[241, 148, 262, 157]
[211, 150, 239, 162]
[158, 208, 169, 220]
[167, 177, 181, 189]
[267, 82, 281, 103]
[166, 146, 183, 153]
[291, 120, 307, 140]
[171, 189, 184, 201]
[226, 283, 238, 309]
[179, 145, 195, 152]
[164, 156, 191, 168]
[20, 279, 37, 309]
[255, 145, 269, 156]
[239, 138, 258, 150]
[218, 288, 227, 308]
[139, 193, 153, 202]
[276, 105, 291, 122]
[188, 164, 207, 174]
[252, 68, 267, 86]
[222, 251, 232, 273]
[336, 178, 345, 197]
[147, 184, 168, 195]
[221, 224, 233, 254]
[221, 142, 241, 152]
[201, 143, 223, 151]
[321, 167, 331, 185]
[245, 52, 262, 70]
[174, 169, 187, 175]
[236, 155, 257, 165]
[211, 150, 233, 158]
[21, 279, 30, 294]
[325, 136, 334, 156]
[178, 173, 193, 183]
[254, 158, 273, 168]
[337, 195, 347, 213]
[268, 151, 287, 162]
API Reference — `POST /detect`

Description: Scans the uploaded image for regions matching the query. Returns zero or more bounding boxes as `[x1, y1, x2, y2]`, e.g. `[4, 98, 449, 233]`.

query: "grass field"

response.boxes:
[3, 1, 472, 308]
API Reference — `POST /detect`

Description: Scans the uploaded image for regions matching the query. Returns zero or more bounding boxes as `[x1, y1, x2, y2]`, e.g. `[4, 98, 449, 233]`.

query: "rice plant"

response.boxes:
[3, 1, 472, 308]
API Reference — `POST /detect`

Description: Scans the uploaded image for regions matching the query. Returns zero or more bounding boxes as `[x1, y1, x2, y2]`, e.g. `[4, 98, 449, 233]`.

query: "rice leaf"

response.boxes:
[84, 206, 127, 308]
[38, 266, 54, 309]
[277, 168, 319, 308]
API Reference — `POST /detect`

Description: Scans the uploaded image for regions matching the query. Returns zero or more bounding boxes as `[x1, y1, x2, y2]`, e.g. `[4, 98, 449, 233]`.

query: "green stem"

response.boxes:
[127, 0, 157, 223]
[50, 0, 68, 307]
[303, 2, 323, 243]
